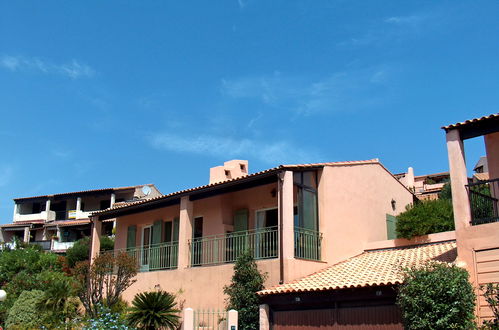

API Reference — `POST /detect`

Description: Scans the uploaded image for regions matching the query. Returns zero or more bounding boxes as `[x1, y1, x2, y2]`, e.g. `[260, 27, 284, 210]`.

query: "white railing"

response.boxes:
[14, 211, 55, 222]
[52, 241, 75, 251]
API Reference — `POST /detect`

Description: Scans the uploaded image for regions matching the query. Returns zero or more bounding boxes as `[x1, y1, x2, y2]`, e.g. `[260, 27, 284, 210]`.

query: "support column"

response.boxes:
[45, 199, 51, 221]
[446, 129, 471, 230]
[90, 217, 102, 263]
[280, 171, 294, 260]
[178, 196, 193, 269]
[76, 197, 82, 211]
[23, 227, 30, 243]
[227, 309, 238, 330]
[182, 308, 194, 330]
[259, 304, 270, 330]
[110, 193, 116, 207]
[12, 203, 18, 221]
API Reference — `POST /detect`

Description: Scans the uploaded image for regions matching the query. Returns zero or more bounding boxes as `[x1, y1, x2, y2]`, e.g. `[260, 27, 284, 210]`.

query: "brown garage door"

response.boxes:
[272, 305, 403, 330]
[476, 248, 499, 322]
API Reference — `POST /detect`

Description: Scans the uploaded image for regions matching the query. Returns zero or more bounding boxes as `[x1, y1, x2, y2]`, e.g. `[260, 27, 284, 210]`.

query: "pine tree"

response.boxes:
[223, 250, 267, 330]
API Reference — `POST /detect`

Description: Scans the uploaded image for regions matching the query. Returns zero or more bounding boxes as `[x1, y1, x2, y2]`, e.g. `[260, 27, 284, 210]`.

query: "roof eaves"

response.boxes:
[442, 113, 499, 131]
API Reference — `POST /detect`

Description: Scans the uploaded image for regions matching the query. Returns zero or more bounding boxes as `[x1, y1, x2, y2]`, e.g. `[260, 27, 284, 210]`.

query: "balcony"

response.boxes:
[52, 240, 76, 251]
[467, 178, 499, 225]
[113, 242, 179, 272]
[31, 240, 52, 251]
[294, 227, 323, 260]
[14, 211, 55, 222]
[189, 226, 279, 267]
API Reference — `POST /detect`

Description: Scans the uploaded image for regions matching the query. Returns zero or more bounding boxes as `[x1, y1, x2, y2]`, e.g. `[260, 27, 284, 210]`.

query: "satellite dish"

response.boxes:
[142, 185, 152, 196]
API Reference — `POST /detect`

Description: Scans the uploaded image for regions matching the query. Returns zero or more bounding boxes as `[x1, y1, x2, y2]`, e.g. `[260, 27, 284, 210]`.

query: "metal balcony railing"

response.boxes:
[294, 227, 322, 260]
[110, 242, 179, 272]
[467, 178, 499, 225]
[189, 226, 279, 267]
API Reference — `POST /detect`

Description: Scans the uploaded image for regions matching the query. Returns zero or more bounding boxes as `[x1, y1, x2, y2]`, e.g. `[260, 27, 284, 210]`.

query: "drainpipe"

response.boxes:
[278, 171, 284, 284]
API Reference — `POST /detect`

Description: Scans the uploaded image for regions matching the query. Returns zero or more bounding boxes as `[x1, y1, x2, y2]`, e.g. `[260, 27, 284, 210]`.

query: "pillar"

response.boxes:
[110, 193, 116, 207]
[182, 308, 194, 330]
[259, 304, 270, 330]
[227, 309, 238, 330]
[23, 227, 30, 243]
[12, 203, 18, 221]
[407, 167, 415, 190]
[90, 217, 102, 263]
[446, 129, 471, 230]
[279, 171, 294, 260]
[45, 199, 51, 221]
[178, 196, 193, 269]
[76, 197, 82, 211]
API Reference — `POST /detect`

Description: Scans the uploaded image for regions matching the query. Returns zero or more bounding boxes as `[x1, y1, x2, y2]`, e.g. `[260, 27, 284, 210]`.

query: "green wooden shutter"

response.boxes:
[386, 214, 398, 240]
[173, 218, 179, 242]
[126, 225, 136, 249]
[152, 220, 162, 245]
[234, 209, 248, 232]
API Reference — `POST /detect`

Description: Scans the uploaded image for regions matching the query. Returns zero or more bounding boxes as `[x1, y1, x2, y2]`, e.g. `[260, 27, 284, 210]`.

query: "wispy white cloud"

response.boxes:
[338, 12, 437, 48]
[0, 55, 95, 79]
[148, 132, 322, 164]
[221, 67, 392, 115]
[237, 0, 246, 9]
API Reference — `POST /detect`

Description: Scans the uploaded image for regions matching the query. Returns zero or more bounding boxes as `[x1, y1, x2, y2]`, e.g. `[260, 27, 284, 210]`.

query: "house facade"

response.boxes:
[89, 159, 414, 309]
[395, 167, 450, 201]
[0, 184, 161, 252]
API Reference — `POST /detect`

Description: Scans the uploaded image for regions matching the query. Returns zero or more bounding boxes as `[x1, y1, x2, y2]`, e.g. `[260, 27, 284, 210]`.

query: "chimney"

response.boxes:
[407, 167, 415, 189]
[209, 160, 249, 184]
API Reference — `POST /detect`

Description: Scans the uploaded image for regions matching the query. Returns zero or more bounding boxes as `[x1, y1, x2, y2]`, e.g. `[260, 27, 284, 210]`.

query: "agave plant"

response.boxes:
[127, 290, 180, 329]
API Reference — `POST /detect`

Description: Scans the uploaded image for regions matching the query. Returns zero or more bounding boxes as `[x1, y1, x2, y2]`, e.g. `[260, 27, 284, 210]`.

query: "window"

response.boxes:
[256, 208, 278, 229]
[294, 171, 318, 231]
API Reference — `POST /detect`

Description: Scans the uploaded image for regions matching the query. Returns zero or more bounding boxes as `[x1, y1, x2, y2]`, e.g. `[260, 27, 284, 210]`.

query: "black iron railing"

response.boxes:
[467, 178, 499, 225]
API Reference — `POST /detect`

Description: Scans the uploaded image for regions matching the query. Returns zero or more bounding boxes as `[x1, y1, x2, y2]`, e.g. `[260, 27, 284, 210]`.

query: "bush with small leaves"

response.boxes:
[397, 262, 475, 330]
[5, 290, 48, 329]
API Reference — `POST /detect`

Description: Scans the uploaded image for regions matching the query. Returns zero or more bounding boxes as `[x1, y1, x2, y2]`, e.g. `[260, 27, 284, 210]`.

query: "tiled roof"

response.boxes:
[259, 241, 457, 295]
[473, 172, 490, 181]
[14, 184, 156, 202]
[0, 220, 45, 228]
[92, 159, 391, 217]
[44, 220, 91, 227]
[442, 113, 499, 131]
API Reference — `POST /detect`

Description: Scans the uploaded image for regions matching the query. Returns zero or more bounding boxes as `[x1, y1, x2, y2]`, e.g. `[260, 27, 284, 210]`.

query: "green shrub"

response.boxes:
[480, 283, 499, 329]
[397, 262, 475, 329]
[66, 236, 115, 268]
[83, 304, 130, 330]
[127, 291, 180, 329]
[5, 290, 48, 328]
[224, 250, 267, 330]
[396, 198, 454, 239]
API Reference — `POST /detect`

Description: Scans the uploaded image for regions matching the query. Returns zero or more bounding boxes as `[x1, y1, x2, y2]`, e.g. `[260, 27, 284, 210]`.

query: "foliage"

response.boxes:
[127, 291, 180, 330]
[83, 304, 131, 330]
[480, 283, 499, 329]
[5, 290, 48, 329]
[0, 246, 62, 325]
[224, 250, 267, 330]
[438, 182, 452, 200]
[396, 198, 454, 239]
[73, 251, 138, 317]
[66, 236, 115, 268]
[38, 270, 81, 325]
[397, 262, 475, 330]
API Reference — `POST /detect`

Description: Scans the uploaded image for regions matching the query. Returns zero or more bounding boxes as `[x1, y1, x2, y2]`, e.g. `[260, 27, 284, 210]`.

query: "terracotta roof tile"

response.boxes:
[14, 184, 157, 202]
[0, 220, 45, 228]
[44, 220, 91, 227]
[442, 113, 499, 131]
[259, 241, 457, 295]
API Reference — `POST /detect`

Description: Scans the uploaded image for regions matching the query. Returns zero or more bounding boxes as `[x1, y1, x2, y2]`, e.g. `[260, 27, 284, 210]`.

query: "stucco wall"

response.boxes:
[318, 163, 414, 265]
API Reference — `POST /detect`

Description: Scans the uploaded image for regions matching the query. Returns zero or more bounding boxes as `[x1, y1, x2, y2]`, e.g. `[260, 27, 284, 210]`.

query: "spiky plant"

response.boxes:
[127, 291, 180, 330]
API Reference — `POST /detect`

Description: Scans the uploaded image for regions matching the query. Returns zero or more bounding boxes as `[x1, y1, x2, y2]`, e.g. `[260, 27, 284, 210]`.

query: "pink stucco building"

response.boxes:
[89, 159, 414, 309]
[443, 113, 499, 323]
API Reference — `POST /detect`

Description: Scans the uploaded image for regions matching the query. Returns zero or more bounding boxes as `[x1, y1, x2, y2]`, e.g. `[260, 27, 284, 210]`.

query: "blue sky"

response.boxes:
[0, 1, 498, 223]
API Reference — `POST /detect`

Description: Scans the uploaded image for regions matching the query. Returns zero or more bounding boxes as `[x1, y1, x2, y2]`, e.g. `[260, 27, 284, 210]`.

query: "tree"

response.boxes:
[66, 236, 115, 268]
[127, 291, 180, 330]
[397, 262, 475, 330]
[73, 251, 138, 317]
[224, 250, 267, 330]
[396, 198, 454, 239]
